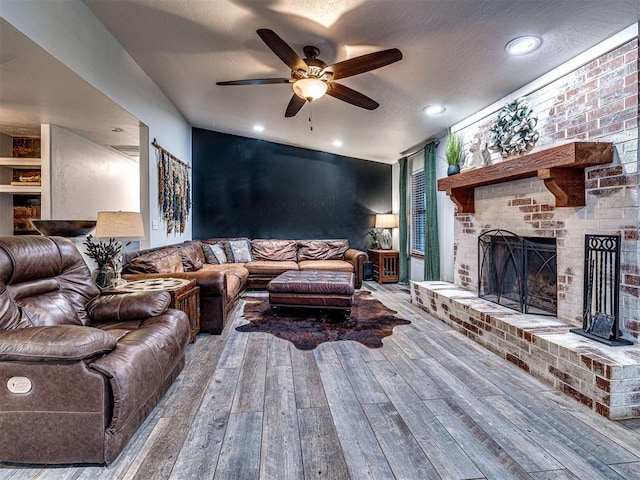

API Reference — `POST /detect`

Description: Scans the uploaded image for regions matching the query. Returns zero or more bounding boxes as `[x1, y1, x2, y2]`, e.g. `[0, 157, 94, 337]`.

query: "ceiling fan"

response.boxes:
[217, 29, 403, 117]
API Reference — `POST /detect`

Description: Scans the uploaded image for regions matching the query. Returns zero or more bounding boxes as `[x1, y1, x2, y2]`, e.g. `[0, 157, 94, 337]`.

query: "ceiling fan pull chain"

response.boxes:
[308, 101, 313, 131]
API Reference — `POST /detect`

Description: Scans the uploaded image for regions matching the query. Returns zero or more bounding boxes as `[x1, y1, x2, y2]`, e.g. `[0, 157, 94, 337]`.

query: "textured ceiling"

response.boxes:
[2, 1, 639, 164]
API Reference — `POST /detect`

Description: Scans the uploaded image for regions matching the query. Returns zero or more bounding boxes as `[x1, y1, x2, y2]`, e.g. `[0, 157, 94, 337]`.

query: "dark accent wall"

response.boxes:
[192, 128, 392, 251]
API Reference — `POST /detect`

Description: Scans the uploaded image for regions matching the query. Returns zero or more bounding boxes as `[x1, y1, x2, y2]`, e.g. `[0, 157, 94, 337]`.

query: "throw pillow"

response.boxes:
[208, 243, 228, 264]
[227, 239, 253, 263]
[201, 242, 217, 264]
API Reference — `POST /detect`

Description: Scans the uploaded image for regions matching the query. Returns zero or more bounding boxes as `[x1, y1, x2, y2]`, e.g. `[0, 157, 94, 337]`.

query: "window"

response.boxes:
[411, 170, 425, 255]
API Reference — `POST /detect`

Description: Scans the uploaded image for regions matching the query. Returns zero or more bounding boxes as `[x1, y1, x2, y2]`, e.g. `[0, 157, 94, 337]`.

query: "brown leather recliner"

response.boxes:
[0, 236, 191, 465]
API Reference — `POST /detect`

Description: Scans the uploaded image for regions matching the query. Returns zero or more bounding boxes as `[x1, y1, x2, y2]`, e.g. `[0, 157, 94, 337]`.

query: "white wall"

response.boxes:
[391, 161, 400, 249]
[436, 140, 455, 282]
[1, 0, 192, 248]
[406, 142, 456, 283]
[49, 126, 138, 219]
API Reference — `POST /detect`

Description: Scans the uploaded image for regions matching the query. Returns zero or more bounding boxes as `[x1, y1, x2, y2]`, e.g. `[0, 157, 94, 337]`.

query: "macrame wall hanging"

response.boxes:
[152, 139, 191, 235]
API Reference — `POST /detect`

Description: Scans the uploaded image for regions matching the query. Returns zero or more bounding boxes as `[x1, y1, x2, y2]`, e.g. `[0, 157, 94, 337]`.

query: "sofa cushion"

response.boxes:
[297, 240, 349, 261]
[179, 242, 204, 271]
[251, 239, 298, 261]
[200, 264, 250, 296]
[245, 260, 299, 276]
[298, 259, 354, 273]
[202, 243, 228, 264]
[227, 239, 253, 263]
[124, 247, 184, 274]
[200, 263, 249, 277]
[11, 281, 89, 327]
[0, 325, 117, 362]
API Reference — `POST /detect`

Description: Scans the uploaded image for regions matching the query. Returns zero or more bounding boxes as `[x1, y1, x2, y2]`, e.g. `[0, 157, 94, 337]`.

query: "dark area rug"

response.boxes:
[237, 291, 411, 350]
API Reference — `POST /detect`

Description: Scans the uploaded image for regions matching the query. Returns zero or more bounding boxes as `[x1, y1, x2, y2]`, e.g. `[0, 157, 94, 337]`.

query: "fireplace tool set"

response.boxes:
[571, 234, 632, 346]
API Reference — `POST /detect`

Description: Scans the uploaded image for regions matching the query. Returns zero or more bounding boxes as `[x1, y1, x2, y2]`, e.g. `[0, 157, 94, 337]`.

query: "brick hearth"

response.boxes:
[412, 281, 640, 419]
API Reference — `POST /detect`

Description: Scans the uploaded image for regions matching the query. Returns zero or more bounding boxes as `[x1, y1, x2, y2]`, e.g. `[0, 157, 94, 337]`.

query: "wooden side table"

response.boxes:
[115, 278, 200, 343]
[367, 249, 399, 284]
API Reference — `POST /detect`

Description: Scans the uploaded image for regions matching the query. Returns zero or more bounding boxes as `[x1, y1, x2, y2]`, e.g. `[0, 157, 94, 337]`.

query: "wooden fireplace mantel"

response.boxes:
[437, 142, 613, 213]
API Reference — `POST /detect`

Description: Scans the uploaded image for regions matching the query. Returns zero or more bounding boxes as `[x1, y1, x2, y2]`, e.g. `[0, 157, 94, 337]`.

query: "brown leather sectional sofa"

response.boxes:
[0, 236, 191, 465]
[122, 238, 368, 335]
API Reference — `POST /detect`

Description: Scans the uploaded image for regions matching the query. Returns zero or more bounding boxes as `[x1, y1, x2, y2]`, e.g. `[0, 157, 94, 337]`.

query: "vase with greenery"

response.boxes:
[84, 234, 121, 289]
[445, 132, 466, 176]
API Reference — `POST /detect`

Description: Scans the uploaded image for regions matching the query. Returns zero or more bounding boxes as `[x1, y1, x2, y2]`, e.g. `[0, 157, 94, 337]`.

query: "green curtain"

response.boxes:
[398, 156, 409, 284]
[423, 143, 440, 281]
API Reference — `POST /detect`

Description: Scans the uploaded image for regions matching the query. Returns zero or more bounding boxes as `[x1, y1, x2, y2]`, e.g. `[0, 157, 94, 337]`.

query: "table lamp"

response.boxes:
[95, 211, 145, 285]
[375, 214, 397, 250]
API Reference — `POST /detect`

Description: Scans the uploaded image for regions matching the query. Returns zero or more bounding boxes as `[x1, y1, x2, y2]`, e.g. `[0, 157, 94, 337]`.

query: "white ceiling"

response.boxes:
[0, 19, 140, 152]
[2, 1, 639, 164]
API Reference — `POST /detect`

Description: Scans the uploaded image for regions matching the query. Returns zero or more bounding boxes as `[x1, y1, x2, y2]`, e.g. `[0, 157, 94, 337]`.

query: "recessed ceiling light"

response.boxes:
[505, 36, 541, 55]
[423, 105, 446, 115]
[253, 124, 265, 132]
[332, 139, 343, 147]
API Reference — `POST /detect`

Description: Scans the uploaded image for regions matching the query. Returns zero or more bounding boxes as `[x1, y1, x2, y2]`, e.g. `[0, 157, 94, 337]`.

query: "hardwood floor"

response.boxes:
[2, 282, 640, 479]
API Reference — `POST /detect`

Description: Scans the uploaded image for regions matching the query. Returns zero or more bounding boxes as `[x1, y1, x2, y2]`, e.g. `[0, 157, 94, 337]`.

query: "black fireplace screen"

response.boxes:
[478, 229, 557, 316]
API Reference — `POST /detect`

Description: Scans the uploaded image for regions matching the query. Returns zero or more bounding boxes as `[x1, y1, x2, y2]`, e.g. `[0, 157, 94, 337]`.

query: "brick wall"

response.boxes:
[453, 38, 639, 341]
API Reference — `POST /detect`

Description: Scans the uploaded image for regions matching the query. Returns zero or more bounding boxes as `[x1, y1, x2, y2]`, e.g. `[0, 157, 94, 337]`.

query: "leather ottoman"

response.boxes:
[266, 270, 354, 318]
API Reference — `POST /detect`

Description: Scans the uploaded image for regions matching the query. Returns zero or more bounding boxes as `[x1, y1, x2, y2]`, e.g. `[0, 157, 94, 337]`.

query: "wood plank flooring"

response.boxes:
[2, 282, 640, 479]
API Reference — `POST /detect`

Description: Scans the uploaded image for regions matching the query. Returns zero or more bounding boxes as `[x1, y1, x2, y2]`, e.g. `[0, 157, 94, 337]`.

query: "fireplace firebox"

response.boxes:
[478, 230, 557, 316]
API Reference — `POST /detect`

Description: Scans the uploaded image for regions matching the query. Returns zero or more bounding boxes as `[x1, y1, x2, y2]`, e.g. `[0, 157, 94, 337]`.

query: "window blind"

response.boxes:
[411, 170, 425, 255]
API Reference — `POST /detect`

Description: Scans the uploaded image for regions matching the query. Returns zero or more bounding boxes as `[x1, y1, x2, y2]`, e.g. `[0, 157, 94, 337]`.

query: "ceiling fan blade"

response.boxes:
[216, 78, 292, 86]
[328, 48, 402, 80]
[326, 83, 379, 110]
[257, 29, 307, 73]
[285, 94, 306, 117]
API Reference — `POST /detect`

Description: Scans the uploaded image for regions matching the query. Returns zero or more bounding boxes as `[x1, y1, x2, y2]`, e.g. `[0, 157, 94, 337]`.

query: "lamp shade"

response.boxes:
[95, 211, 144, 240]
[375, 214, 398, 229]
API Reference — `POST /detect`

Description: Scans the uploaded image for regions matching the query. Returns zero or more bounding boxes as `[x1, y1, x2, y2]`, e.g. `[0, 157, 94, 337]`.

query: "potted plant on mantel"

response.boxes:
[445, 131, 466, 176]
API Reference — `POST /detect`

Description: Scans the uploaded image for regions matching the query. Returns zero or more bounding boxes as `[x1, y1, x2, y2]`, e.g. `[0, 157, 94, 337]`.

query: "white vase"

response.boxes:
[379, 229, 392, 250]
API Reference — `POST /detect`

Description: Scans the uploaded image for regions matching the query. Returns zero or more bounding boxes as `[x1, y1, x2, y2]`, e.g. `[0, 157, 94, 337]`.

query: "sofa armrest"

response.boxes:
[0, 326, 116, 362]
[344, 248, 368, 288]
[87, 291, 171, 324]
[88, 311, 190, 434]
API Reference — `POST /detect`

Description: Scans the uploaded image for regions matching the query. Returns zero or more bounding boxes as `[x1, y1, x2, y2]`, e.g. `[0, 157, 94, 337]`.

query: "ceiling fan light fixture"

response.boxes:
[293, 78, 328, 101]
[505, 35, 541, 55]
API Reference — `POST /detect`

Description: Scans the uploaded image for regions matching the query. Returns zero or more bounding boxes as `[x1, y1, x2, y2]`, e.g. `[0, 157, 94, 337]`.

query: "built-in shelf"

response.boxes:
[0, 157, 41, 168]
[0, 185, 42, 194]
[0, 157, 42, 195]
[437, 142, 613, 213]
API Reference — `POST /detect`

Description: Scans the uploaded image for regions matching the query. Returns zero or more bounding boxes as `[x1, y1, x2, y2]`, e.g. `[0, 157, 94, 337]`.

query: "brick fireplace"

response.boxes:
[452, 37, 638, 340]
[412, 37, 639, 418]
